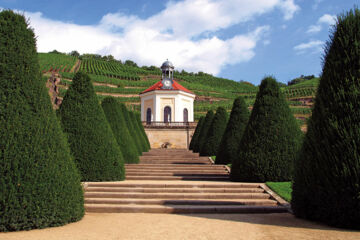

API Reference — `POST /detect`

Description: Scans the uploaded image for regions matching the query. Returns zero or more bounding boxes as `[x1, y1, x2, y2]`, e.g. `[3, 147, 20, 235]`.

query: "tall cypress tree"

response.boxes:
[58, 72, 125, 181]
[101, 97, 139, 163]
[194, 110, 214, 153]
[216, 97, 249, 165]
[231, 77, 302, 182]
[120, 104, 142, 155]
[200, 107, 228, 156]
[292, 8, 360, 229]
[189, 116, 205, 150]
[0, 10, 83, 231]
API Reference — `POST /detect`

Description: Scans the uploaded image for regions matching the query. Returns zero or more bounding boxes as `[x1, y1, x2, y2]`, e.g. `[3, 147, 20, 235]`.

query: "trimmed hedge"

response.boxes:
[195, 110, 214, 153]
[101, 97, 140, 163]
[0, 10, 83, 231]
[231, 76, 302, 182]
[292, 8, 360, 229]
[216, 97, 249, 165]
[129, 111, 148, 152]
[135, 112, 150, 151]
[58, 72, 125, 181]
[119, 104, 142, 155]
[189, 116, 205, 150]
[200, 107, 228, 156]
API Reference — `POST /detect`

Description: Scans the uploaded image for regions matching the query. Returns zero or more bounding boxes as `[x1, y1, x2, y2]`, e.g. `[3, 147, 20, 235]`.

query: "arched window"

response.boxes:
[146, 108, 152, 124]
[183, 108, 188, 122]
[164, 106, 171, 123]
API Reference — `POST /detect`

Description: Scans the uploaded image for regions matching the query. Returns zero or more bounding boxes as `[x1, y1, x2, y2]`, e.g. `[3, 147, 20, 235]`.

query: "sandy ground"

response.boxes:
[1, 213, 359, 240]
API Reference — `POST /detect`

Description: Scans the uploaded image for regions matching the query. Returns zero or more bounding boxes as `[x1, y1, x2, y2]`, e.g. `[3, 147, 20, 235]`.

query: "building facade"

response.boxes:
[140, 60, 195, 124]
[139, 60, 196, 148]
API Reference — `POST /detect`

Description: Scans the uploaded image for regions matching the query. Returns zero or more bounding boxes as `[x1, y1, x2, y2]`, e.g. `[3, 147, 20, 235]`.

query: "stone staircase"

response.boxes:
[126, 149, 229, 181]
[84, 149, 289, 213]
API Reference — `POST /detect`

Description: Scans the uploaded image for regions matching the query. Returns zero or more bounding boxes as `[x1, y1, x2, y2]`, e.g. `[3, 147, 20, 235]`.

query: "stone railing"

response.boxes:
[142, 121, 197, 128]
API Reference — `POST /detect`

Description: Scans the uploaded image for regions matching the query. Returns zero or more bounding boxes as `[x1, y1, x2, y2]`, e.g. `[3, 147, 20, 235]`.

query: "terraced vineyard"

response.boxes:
[38, 53, 77, 73]
[40, 53, 318, 129]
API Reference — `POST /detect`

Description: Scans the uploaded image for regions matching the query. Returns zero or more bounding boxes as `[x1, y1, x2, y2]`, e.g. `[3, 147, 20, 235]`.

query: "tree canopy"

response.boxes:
[0, 10, 83, 231]
[292, 8, 360, 229]
[58, 72, 125, 181]
[216, 97, 249, 165]
[231, 76, 303, 182]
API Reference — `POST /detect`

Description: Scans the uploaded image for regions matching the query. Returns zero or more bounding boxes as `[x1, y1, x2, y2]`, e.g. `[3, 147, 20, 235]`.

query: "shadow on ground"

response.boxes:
[175, 212, 358, 233]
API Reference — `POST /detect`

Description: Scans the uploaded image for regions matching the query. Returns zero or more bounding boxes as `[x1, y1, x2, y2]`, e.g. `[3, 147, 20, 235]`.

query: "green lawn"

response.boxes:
[266, 182, 292, 202]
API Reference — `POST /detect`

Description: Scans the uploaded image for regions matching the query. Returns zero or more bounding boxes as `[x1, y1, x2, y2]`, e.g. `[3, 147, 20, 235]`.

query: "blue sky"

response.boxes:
[0, 0, 357, 85]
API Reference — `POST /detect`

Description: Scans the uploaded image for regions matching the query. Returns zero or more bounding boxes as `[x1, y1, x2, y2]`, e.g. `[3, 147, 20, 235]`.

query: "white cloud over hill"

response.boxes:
[19, 0, 299, 75]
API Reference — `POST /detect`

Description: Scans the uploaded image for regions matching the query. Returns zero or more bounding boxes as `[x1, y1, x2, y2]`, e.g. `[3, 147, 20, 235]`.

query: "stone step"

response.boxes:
[85, 204, 288, 214]
[125, 164, 225, 169]
[125, 176, 230, 181]
[84, 192, 270, 199]
[125, 172, 229, 176]
[85, 187, 264, 193]
[142, 152, 197, 155]
[139, 160, 211, 164]
[125, 170, 228, 174]
[125, 167, 227, 172]
[140, 156, 205, 160]
[85, 198, 277, 206]
[86, 182, 260, 188]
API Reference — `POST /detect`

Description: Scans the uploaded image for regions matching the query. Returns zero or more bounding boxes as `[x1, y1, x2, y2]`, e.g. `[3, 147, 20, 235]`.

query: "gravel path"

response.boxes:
[1, 213, 359, 240]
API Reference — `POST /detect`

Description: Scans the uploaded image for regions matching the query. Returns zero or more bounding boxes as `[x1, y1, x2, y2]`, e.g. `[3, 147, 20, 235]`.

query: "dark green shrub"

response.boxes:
[119, 104, 142, 155]
[231, 76, 302, 182]
[200, 107, 228, 156]
[101, 97, 139, 163]
[194, 110, 214, 153]
[292, 8, 360, 229]
[129, 111, 148, 152]
[58, 72, 125, 181]
[135, 112, 150, 150]
[0, 10, 83, 231]
[216, 97, 249, 165]
[189, 116, 205, 150]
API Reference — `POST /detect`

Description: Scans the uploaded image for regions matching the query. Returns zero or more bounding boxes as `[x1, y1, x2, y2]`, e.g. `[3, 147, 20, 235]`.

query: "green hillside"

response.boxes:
[39, 52, 317, 128]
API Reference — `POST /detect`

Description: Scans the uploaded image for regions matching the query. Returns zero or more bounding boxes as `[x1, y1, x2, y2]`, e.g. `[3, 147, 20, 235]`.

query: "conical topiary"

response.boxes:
[194, 110, 214, 153]
[216, 97, 249, 165]
[292, 8, 360, 229]
[120, 104, 142, 155]
[231, 76, 303, 182]
[0, 10, 83, 231]
[189, 116, 205, 150]
[135, 112, 150, 150]
[58, 72, 125, 181]
[101, 97, 139, 163]
[200, 107, 228, 156]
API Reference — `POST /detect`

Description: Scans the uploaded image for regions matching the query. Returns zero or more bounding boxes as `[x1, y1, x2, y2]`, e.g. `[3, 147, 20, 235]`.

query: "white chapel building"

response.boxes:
[140, 60, 195, 124]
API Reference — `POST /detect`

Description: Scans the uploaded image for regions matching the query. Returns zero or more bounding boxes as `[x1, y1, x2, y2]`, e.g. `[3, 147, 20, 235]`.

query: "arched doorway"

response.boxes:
[183, 108, 188, 122]
[164, 106, 171, 123]
[146, 108, 152, 124]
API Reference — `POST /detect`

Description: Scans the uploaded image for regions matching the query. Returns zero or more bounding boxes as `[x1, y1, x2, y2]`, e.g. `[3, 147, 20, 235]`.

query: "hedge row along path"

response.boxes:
[83, 149, 288, 214]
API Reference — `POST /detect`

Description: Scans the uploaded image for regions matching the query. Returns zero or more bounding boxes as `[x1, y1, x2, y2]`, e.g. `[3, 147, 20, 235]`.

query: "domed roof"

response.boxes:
[161, 59, 174, 69]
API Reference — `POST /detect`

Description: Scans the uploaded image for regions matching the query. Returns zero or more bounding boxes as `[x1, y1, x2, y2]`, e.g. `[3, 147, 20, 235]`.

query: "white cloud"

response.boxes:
[294, 40, 324, 54]
[307, 25, 322, 34]
[307, 14, 336, 34]
[13, 0, 300, 75]
[312, 0, 324, 10]
[318, 14, 336, 25]
[279, 0, 300, 20]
